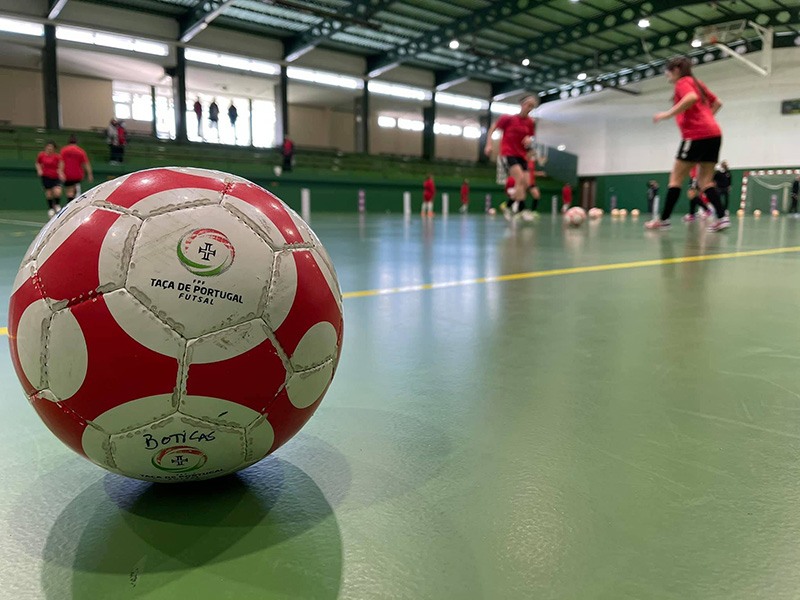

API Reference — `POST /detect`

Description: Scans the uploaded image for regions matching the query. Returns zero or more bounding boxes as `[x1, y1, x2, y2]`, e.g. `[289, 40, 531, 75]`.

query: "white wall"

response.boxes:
[538, 46, 800, 176]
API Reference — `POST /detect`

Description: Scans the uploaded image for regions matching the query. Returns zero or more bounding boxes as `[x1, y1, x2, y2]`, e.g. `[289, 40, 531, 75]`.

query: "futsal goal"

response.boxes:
[740, 169, 800, 213]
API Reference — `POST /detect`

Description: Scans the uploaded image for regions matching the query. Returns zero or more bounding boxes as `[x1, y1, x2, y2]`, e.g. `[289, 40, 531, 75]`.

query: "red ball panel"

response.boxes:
[64, 295, 179, 420]
[267, 380, 333, 453]
[102, 169, 228, 209]
[224, 183, 305, 245]
[30, 393, 89, 458]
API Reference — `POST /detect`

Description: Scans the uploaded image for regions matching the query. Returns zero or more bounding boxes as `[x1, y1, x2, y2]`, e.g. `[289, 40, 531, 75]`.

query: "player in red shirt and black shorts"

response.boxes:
[58, 135, 94, 205]
[647, 57, 729, 232]
[485, 95, 537, 218]
[35, 141, 62, 217]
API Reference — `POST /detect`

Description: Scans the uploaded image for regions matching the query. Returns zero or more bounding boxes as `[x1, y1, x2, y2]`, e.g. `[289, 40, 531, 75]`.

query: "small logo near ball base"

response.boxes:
[152, 446, 208, 473]
[177, 228, 235, 277]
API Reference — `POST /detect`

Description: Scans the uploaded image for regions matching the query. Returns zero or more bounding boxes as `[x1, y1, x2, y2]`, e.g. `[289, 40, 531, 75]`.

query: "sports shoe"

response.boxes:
[54, 204, 61, 212]
[47, 208, 55, 218]
[707, 217, 731, 232]
[645, 219, 671, 230]
[427, 211, 434, 217]
[682, 214, 696, 222]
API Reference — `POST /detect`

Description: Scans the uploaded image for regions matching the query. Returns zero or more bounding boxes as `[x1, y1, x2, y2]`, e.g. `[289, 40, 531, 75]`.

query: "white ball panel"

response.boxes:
[91, 393, 176, 434]
[263, 251, 297, 331]
[11, 262, 34, 296]
[165, 167, 252, 185]
[98, 213, 140, 290]
[110, 414, 246, 482]
[16, 298, 52, 391]
[310, 247, 343, 310]
[286, 361, 334, 409]
[81, 424, 116, 469]
[244, 415, 275, 464]
[86, 173, 134, 205]
[126, 205, 273, 338]
[104, 289, 185, 359]
[124, 187, 223, 218]
[290, 321, 338, 370]
[48, 309, 88, 400]
[185, 319, 269, 365]
[180, 395, 263, 429]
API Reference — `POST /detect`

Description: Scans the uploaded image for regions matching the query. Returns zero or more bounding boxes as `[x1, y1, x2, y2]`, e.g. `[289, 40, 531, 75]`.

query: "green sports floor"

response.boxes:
[2, 209, 800, 599]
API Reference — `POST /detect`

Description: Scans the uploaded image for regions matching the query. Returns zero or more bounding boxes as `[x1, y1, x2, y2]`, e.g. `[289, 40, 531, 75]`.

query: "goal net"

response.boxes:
[741, 169, 800, 213]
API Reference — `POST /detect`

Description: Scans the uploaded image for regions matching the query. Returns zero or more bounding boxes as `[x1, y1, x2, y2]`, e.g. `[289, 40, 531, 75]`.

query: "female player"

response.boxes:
[682, 165, 713, 222]
[58, 135, 93, 205]
[485, 95, 537, 217]
[35, 141, 62, 217]
[422, 173, 435, 217]
[646, 57, 729, 232]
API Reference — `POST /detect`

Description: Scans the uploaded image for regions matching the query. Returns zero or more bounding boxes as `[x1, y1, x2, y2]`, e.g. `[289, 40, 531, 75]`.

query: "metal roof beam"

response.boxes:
[180, 0, 236, 43]
[284, 0, 392, 62]
[47, 0, 69, 20]
[503, 7, 791, 96]
[437, 0, 724, 90]
[367, 0, 522, 78]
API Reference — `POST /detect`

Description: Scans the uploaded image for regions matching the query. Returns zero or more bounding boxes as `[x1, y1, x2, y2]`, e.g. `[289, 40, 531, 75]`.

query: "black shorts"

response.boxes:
[676, 136, 721, 163]
[41, 176, 61, 190]
[502, 156, 528, 171]
[63, 179, 82, 187]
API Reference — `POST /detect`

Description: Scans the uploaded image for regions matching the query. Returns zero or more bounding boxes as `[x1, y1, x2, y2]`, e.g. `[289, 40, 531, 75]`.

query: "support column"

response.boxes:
[478, 108, 491, 164]
[354, 85, 369, 154]
[172, 47, 188, 142]
[42, 24, 60, 131]
[150, 85, 157, 137]
[275, 65, 289, 146]
[422, 93, 435, 161]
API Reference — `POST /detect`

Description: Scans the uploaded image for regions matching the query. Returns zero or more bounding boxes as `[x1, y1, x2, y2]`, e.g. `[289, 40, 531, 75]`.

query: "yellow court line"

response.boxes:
[0, 246, 798, 337]
[340, 245, 800, 299]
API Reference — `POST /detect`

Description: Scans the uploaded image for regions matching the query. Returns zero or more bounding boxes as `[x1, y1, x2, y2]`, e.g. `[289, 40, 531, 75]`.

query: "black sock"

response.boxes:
[47, 198, 54, 209]
[703, 186, 725, 219]
[661, 187, 681, 221]
[531, 198, 538, 211]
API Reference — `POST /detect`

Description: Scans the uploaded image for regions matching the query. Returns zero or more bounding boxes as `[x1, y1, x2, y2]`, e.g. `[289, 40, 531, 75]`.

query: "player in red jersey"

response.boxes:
[58, 135, 94, 205]
[422, 173, 435, 217]
[35, 141, 62, 217]
[527, 156, 543, 214]
[460, 179, 470, 213]
[646, 57, 729, 232]
[485, 95, 537, 218]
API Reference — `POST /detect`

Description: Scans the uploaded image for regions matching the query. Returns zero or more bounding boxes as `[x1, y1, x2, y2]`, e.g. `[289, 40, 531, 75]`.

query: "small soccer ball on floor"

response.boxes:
[488, 207, 497, 215]
[565, 206, 587, 227]
[772, 209, 780, 217]
[619, 208, 628, 217]
[588, 207, 603, 219]
[8, 167, 344, 483]
[754, 209, 762, 217]
[631, 209, 640, 217]
[736, 209, 745, 217]
[611, 208, 620, 217]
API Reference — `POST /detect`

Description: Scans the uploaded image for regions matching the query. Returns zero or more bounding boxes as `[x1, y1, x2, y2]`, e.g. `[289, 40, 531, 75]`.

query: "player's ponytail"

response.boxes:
[666, 57, 708, 105]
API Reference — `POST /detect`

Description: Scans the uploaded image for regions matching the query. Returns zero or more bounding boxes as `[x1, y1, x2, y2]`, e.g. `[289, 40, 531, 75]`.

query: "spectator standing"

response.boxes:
[209, 99, 220, 140]
[282, 136, 294, 172]
[106, 118, 119, 163]
[714, 160, 732, 215]
[193, 98, 203, 138]
[422, 173, 435, 217]
[228, 102, 238, 142]
[116, 120, 127, 164]
[791, 175, 799, 215]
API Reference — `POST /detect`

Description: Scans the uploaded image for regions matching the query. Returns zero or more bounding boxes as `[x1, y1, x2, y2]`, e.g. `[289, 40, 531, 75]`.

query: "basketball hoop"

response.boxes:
[692, 19, 773, 76]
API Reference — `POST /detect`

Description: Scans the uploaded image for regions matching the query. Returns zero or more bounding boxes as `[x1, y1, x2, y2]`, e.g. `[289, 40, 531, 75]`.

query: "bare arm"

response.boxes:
[85, 160, 94, 183]
[710, 99, 722, 115]
[484, 122, 499, 156]
[35, 160, 42, 177]
[654, 91, 698, 122]
[57, 159, 65, 182]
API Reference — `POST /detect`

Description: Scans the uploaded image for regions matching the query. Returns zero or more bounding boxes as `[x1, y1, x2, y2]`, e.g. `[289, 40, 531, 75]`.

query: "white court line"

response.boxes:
[0, 218, 47, 227]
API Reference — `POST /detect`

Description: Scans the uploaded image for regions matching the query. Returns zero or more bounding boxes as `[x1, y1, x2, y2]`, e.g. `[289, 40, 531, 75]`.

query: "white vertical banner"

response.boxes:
[403, 191, 411, 216]
[551, 195, 557, 214]
[442, 192, 449, 215]
[301, 188, 311, 222]
[653, 195, 660, 217]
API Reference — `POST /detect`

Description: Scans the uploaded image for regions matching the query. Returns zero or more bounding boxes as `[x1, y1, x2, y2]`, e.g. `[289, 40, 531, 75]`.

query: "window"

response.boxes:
[112, 82, 153, 123]
[57, 26, 168, 56]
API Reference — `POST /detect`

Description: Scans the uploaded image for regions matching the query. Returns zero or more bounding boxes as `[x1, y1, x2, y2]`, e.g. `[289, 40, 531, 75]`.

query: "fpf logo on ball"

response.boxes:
[152, 446, 208, 473]
[177, 228, 235, 276]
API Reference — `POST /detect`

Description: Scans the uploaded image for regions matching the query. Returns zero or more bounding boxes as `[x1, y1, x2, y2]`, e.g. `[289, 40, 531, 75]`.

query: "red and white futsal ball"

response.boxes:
[564, 206, 587, 227]
[8, 167, 343, 482]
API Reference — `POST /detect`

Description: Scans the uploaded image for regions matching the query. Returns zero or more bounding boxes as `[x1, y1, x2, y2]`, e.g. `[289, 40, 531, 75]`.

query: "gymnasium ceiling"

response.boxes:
[80, 0, 800, 102]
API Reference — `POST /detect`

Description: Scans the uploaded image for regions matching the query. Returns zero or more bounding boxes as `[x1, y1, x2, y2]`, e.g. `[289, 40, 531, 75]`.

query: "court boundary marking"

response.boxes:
[341, 245, 800, 299]
[1, 245, 798, 337]
[0, 218, 49, 227]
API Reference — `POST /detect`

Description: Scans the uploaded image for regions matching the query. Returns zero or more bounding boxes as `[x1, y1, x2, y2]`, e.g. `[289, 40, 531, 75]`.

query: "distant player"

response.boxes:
[562, 183, 573, 212]
[422, 173, 435, 216]
[460, 179, 470, 213]
[35, 141, 62, 217]
[792, 175, 799, 215]
[527, 156, 543, 213]
[485, 95, 537, 218]
[682, 165, 713, 222]
[647, 57, 728, 232]
[58, 135, 93, 205]
[714, 160, 732, 215]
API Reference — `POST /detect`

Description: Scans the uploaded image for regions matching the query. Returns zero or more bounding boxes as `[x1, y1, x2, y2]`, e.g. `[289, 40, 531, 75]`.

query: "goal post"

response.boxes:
[740, 169, 800, 213]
